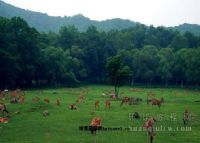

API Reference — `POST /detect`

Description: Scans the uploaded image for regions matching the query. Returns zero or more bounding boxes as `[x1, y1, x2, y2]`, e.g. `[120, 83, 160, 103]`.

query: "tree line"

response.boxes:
[0, 16, 200, 88]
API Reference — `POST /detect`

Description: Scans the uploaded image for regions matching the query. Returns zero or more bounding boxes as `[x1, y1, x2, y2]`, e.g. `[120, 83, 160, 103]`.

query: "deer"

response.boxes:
[143, 117, 156, 143]
[120, 97, 130, 106]
[44, 98, 50, 103]
[32, 97, 40, 103]
[76, 95, 85, 103]
[69, 104, 77, 110]
[94, 100, 100, 110]
[0, 103, 9, 117]
[105, 100, 111, 109]
[18, 95, 25, 103]
[151, 97, 164, 108]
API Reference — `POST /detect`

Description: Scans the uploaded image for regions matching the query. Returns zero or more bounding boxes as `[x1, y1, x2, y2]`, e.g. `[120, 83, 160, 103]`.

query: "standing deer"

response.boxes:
[120, 97, 130, 106]
[94, 100, 100, 110]
[105, 100, 111, 109]
[0, 103, 9, 117]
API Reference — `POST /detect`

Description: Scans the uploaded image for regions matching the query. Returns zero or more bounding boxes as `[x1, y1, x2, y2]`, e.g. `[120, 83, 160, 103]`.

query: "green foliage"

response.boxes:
[0, 16, 200, 88]
[58, 25, 79, 49]
[173, 23, 200, 36]
[157, 48, 174, 86]
[106, 56, 132, 97]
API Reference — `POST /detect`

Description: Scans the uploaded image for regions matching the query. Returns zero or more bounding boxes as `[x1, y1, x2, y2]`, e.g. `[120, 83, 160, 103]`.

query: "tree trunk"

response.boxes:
[115, 84, 120, 98]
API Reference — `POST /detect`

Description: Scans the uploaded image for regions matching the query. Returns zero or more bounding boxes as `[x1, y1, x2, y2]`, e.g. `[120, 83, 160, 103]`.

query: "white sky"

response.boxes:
[2, 0, 200, 26]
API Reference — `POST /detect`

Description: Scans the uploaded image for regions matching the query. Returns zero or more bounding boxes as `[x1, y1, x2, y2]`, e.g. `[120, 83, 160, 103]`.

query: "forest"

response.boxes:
[0, 16, 200, 88]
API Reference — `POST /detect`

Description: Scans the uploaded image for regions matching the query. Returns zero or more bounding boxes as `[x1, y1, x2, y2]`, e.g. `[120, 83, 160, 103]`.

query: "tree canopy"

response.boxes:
[1, 16, 200, 89]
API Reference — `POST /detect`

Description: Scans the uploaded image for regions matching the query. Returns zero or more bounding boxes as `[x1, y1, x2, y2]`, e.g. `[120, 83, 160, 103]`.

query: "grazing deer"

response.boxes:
[32, 97, 40, 103]
[0, 103, 9, 117]
[44, 98, 50, 103]
[0, 117, 8, 123]
[69, 104, 77, 110]
[105, 100, 111, 109]
[76, 95, 85, 103]
[121, 97, 141, 106]
[120, 97, 130, 106]
[94, 100, 100, 110]
[151, 97, 164, 108]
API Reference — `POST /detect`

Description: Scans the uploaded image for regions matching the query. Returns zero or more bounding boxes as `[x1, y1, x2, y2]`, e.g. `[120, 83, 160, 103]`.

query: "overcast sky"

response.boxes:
[2, 0, 200, 26]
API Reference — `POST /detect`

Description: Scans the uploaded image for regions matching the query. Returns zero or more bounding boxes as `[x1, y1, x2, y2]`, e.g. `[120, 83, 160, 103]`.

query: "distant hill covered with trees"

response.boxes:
[1, 0, 200, 35]
[0, 0, 136, 32]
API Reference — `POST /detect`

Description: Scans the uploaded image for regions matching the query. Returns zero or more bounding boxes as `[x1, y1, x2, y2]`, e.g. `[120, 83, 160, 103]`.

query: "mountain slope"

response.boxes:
[1, 0, 200, 35]
[0, 0, 136, 32]
[172, 23, 200, 35]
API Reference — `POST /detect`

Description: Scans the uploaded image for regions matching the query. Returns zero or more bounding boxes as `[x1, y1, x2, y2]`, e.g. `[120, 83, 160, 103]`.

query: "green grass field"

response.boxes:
[0, 85, 200, 143]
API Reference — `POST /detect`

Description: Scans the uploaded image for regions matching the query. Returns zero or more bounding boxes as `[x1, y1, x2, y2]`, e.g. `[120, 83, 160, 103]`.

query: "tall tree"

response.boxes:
[106, 55, 132, 98]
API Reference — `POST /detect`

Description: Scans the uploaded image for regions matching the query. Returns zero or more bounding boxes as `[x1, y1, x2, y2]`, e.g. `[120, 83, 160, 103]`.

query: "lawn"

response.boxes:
[0, 85, 200, 143]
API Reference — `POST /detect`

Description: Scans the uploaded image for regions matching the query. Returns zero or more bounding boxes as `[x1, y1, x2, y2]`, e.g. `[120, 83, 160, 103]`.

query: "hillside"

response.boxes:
[0, 0, 136, 32]
[0, 0, 200, 35]
[172, 23, 200, 36]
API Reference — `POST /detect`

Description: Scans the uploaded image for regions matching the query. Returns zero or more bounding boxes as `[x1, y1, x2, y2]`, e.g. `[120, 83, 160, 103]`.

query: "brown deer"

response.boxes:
[32, 97, 40, 103]
[105, 100, 111, 109]
[151, 97, 164, 108]
[76, 95, 85, 103]
[94, 100, 100, 110]
[90, 117, 101, 134]
[44, 98, 50, 103]
[69, 104, 77, 110]
[0, 103, 9, 117]
[143, 117, 156, 143]
[18, 95, 25, 103]
[120, 97, 130, 106]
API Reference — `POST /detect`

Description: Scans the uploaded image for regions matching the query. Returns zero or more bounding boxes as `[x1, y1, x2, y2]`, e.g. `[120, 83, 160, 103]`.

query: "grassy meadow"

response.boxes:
[0, 85, 200, 143]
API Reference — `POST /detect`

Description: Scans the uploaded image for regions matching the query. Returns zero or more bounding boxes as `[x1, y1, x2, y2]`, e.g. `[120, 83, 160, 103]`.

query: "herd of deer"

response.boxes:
[0, 88, 165, 118]
[0, 88, 191, 127]
[93, 91, 164, 110]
